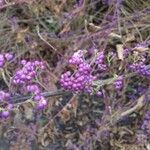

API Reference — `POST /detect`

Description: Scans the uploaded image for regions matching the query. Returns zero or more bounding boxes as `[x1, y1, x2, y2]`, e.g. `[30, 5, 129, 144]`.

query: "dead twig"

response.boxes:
[10, 90, 71, 104]
[36, 25, 59, 53]
[112, 87, 150, 124]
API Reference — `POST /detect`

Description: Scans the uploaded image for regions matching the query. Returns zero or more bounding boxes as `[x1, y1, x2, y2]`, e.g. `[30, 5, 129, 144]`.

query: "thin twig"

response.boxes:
[111, 87, 150, 124]
[36, 25, 59, 53]
[10, 90, 71, 104]
[1, 68, 9, 87]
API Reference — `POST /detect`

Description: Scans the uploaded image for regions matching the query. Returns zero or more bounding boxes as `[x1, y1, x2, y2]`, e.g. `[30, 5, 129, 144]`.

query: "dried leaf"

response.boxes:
[16, 27, 29, 43]
[59, 94, 78, 122]
[38, 122, 55, 147]
[109, 33, 122, 39]
[125, 33, 135, 42]
[116, 44, 124, 60]
[20, 102, 34, 121]
[59, 24, 70, 35]
[59, 107, 71, 122]
[88, 23, 101, 32]
[70, 96, 78, 117]
[133, 46, 149, 52]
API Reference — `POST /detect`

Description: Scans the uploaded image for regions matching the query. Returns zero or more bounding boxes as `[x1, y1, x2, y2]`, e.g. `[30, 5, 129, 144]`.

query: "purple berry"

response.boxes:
[141, 111, 150, 138]
[4, 53, 13, 61]
[1, 110, 9, 118]
[37, 99, 47, 109]
[114, 76, 123, 90]
[0, 54, 4, 62]
[34, 94, 42, 101]
[7, 104, 13, 110]
[96, 91, 103, 96]
[21, 60, 27, 65]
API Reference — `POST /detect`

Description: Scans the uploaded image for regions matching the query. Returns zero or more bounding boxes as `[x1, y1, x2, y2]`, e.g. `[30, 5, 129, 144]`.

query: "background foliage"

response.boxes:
[0, 0, 150, 149]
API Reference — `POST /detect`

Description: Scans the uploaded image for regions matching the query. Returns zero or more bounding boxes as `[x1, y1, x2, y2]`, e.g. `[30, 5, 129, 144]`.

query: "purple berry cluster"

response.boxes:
[95, 52, 107, 71]
[68, 50, 84, 65]
[141, 111, 150, 139]
[27, 84, 41, 95]
[12, 60, 45, 85]
[0, 53, 13, 67]
[95, 52, 105, 64]
[26, 84, 47, 109]
[0, 90, 10, 101]
[123, 48, 130, 57]
[12, 60, 47, 109]
[114, 76, 123, 90]
[60, 50, 96, 93]
[129, 63, 150, 77]
[0, 91, 13, 118]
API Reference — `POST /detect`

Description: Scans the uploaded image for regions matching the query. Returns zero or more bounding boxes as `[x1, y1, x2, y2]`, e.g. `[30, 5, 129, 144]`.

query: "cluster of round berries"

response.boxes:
[129, 63, 150, 77]
[141, 111, 150, 138]
[12, 60, 47, 109]
[95, 52, 105, 64]
[114, 76, 123, 90]
[0, 91, 13, 118]
[123, 48, 130, 57]
[95, 52, 107, 71]
[0, 90, 10, 101]
[26, 84, 47, 109]
[12, 60, 45, 85]
[60, 50, 96, 92]
[0, 53, 13, 67]
[68, 50, 84, 65]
